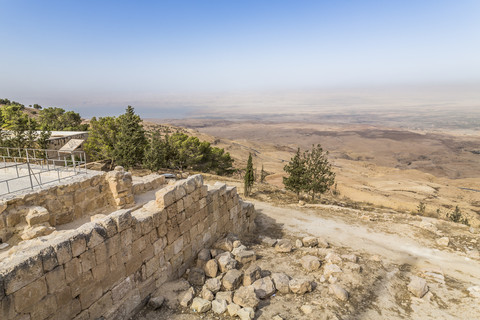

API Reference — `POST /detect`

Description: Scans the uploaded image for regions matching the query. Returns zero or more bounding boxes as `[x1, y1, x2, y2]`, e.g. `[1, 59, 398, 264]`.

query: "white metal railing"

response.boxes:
[0, 147, 87, 196]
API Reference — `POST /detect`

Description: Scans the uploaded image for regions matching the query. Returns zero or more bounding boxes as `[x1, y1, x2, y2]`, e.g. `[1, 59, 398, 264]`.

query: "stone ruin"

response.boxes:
[0, 167, 255, 320]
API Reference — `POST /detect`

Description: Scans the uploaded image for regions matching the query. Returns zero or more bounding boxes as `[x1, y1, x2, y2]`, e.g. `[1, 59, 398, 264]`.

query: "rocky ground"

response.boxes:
[133, 199, 480, 320]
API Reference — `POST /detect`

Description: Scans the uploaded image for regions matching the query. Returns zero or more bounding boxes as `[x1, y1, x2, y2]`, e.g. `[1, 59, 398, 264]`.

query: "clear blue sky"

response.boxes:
[1, 0, 479, 117]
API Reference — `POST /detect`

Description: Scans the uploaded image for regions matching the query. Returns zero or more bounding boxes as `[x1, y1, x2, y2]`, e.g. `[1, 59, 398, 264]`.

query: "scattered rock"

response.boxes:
[233, 285, 260, 308]
[468, 286, 480, 298]
[317, 238, 330, 248]
[252, 276, 276, 299]
[201, 287, 215, 301]
[325, 252, 342, 264]
[408, 276, 429, 298]
[227, 303, 241, 316]
[323, 263, 342, 276]
[217, 252, 238, 272]
[232, 245, 247, 256]
[198, 248, 211, 261]
[233, 240, 242, 248]
[302, 236, 318, 247]
[214, 238, 234, 252]
[301, 305, 314, 314]
[235, 250, 256, 264]
[271, 272, 290, 294]
[301, 255, 321, 272]
[205, 278, 222, 293]
[212, 298, 228, 314]
[296, 239, 303, 248]
[298, 200, 306, 206]
[272, 315, 284, 320]
[328, 276, 338, 284]
[148, 296, 165, 309]
[243, 265, 262, 286]
[275, 239, 293, 253]
[420, 220, 437, 233]
[341, 254, 358, 263]
[179, 287, 195, 307]
[216, 291, 233, 304]
[204, 259, 218, 278]
[436, 237, 450, 247]
[191, 297, 211, 313]
[188, 268, 206, 286]
[237, 307, 255, 320]
[329, 284, 349, 301]
[261, 236, 277, 247]
[223, 269, 244, 291]
[289, 278, 313, 294]
[210, 248, 224, 258]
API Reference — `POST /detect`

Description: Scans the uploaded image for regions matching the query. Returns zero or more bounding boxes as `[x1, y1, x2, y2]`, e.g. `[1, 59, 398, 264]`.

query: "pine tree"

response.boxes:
[283, 148, 307, 200]
[113, 106, 147, 170]
[303, 144, 335, 201]
[244, 153, 255, 196]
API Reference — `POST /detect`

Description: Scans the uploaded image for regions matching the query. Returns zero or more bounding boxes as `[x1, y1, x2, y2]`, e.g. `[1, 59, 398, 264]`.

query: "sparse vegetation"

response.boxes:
[417, 201, 426, 215]
[447, 206, 469, 226]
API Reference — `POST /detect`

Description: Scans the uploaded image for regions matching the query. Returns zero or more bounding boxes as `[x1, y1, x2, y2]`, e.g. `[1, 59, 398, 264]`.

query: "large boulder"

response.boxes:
[272, 272, 290, 294]
[252, 276, 276, 299]
[223, 269, 244, 291]
[300, 255, 321, 272]
[233, 285, 260, 309]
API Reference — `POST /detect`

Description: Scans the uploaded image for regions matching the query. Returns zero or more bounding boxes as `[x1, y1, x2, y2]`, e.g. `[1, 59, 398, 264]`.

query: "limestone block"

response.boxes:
[30, 294, 57, 320]
[222, 269, 243, 291]
[64, 258, 82, 284]
[70, 232, 87, 257]
[110, 209, 133, 232]
[26, 206, 50, 226]
[300, 255, 321, 272]
[252, 276, 276, 299]
[243, 265, 262, 286]
[40, 246, 59, 272]
[13, 276, 47, 312]
[45, 265, 66, 294]
[233, 285, 259, 309]
[156, 186, 176, 208]
[289, 278, 313, 294]
[79, 283, 103, 309]
[4, 255, 44, 295]
[174, 185, 186, 201]
[191, 297, 211, 313]
[271, 272, 290, 294]
[88, 291, 113, 319]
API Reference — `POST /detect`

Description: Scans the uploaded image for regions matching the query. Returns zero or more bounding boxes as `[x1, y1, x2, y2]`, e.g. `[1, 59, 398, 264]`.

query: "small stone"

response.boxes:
[227, 303, 241, 316]
[232, 245, 247, 256]
[148, 296, 165, 309]
[216, 291, 233, 303]
[191, 297, 211, 313]
[301, 305, 314, 314]
[198, 248, 211, 261]
[261, 236, 277, 247]
[233, 285, 260, 308]
[188, 268, 206, 286]
[325, 252, 342, 264]
[317, 237, 330, 248]
[252, 276, 276, 299]
[296, 239, 303, 248]
[323, 263, 342, 276]
[300, 255, 321, 272]
[467, 286, 480, 298]
[223, 269, 243, 291]
[302, 236, 318, 247]
[298, 200, 306, 206]
[204, 259, 218, 278]
[243, 265, 262, 286]
[212, 298, 228, 314]
[271, 272, 290, 294]
[237, 307, 255, 320]
[436, 237, 449, 247]
[289, 278, 313, 294]
[235, 250, 256, 264]
[180, 287, 195, 307]
[328, 276, 337, 284]
[341, 254, 358, 263]
[214, 237, 234, 252]
[217, 252, 238, 272]
[272, 315, 284, 320]
[210, 248, 224, 257]
[201, 287, 215, 301]
[329, 284, 349, 301]
[205, 278, 222, 293]
[233, 240, 242, 248]
[408, 276, 429, 298]
[275, 239, 293, 253]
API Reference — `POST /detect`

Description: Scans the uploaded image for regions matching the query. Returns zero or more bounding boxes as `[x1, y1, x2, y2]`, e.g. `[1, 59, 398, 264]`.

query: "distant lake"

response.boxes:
[78, 106, 200, 119]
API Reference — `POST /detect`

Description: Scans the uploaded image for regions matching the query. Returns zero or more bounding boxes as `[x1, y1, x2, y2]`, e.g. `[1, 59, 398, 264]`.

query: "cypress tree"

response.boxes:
[114, 106, 147, 170]
[244, 153, 254, 196]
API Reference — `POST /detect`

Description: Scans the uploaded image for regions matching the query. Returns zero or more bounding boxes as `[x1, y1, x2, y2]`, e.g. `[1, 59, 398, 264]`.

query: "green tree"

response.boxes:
[303, 144, 335, 201]
[84, 116, 118, 166]
[33, 104, 42, 110]
[260, 164, 267, 183]
[447, 206, 469, 226]
[283, 148, 307, 200]
[244, 153, 255, 196]
[113, 106, 147, 169]
[39, 107, 84, 131]
[144, 130, 169, 171]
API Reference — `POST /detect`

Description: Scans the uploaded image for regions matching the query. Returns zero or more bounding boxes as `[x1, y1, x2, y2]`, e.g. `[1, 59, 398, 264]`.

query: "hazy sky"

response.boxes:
[1, 0, 479, 117]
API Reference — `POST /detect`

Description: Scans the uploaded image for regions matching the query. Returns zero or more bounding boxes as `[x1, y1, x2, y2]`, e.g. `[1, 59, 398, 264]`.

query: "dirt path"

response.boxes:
[253, 201, 480, 286]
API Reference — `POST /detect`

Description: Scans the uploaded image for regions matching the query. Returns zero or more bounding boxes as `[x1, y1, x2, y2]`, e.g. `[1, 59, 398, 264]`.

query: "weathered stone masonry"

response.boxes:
[0, 174, 255, 320]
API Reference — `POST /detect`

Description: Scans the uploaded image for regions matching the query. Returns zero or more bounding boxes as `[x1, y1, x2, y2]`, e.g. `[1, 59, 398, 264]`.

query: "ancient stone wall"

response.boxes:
[0, 174, 255, 320]
[0, 167, 134, 243]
